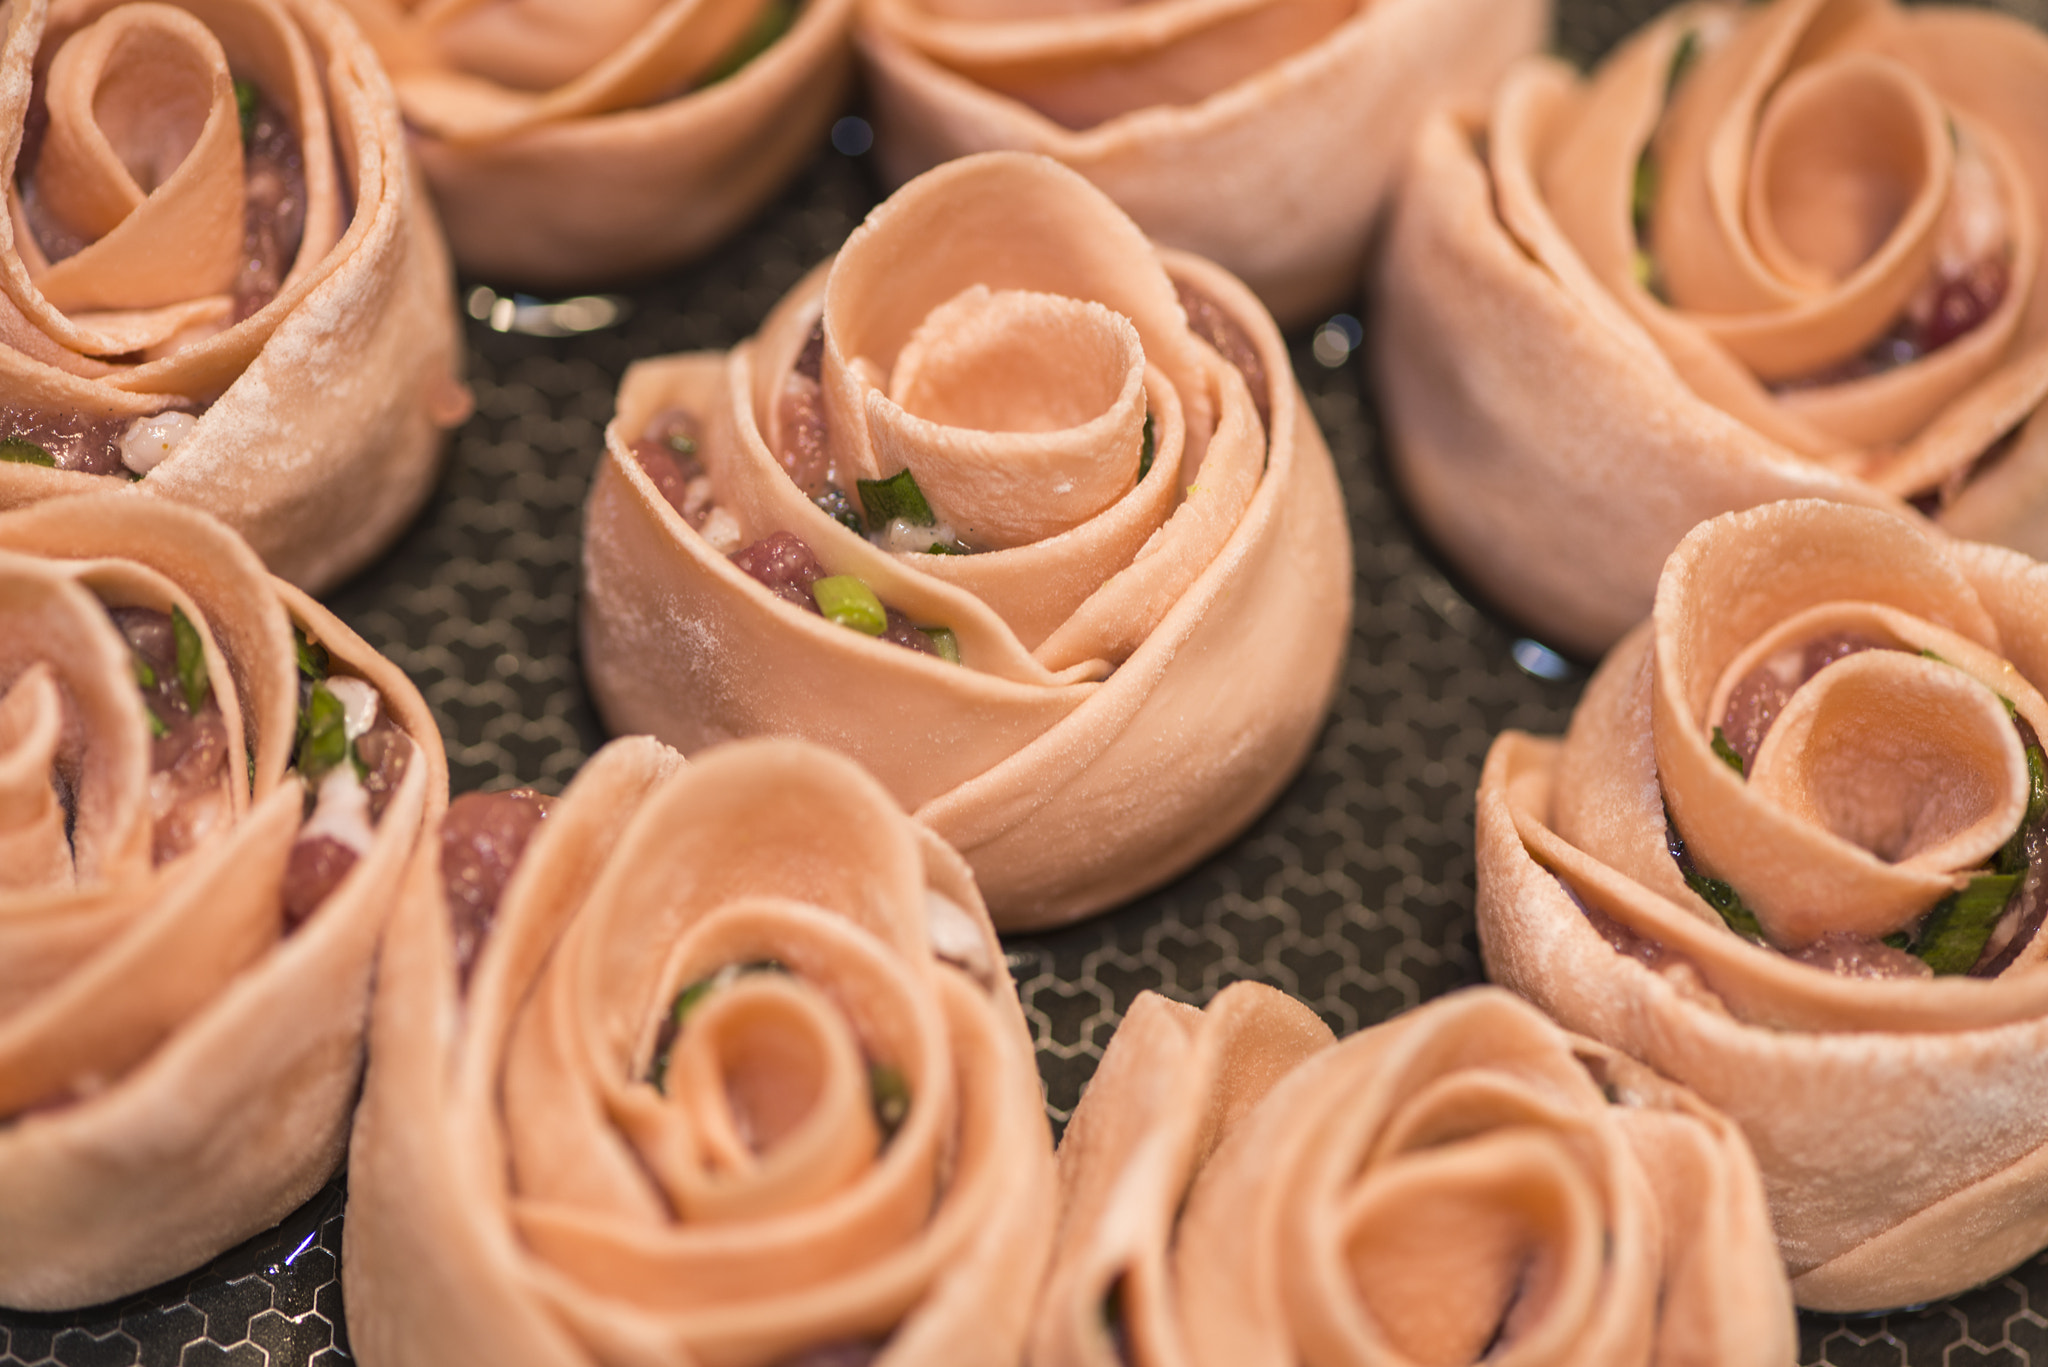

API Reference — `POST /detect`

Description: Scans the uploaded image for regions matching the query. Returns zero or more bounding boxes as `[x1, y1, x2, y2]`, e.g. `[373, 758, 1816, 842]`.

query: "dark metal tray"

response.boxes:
[6, 2, 2048, 1359]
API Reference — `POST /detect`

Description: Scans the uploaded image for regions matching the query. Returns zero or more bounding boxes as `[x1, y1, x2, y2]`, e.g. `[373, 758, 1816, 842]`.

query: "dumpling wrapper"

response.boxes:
[1375, 0, 2048, 657]
[0, 493, 447, 1309]
[1478, 498, 2048, 1311]
[343, 735, 1056, 1367]
[858, 0, 1548, 326]
[1032, 982, 1794, 1367]
[0, 0, 469, 593]
[582, 152, 1352, 929]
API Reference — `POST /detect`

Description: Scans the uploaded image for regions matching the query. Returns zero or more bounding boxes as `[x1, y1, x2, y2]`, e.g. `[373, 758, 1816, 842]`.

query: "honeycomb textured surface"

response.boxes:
[7, 0, 2048, 1358]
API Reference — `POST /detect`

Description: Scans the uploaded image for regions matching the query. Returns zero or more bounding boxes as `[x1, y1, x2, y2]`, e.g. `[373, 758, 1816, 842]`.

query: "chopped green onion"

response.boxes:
[0, 437, 54, 466]
[296, 681, 349, 780]
[1138, 414, 1156, 481]
[1710, 726, 1745, 777]
[234, 79, 258, 143]
[1915, 872, 2021, 975]
[145, 707, 169, 740]
[1998, 745, 2046, 874]
[1919, 647, 1950, 664]
[869, 1062, 910, 1141]
[812, 575, 887, 635]
[646, 960, 788, 1092]
[133, 655, 158, 690]
[924, 626, 960, 664]
[171, 605, 210, 714]
[1665, 28, 1699, 96]
[1631, 153, 1657, 238]
[294, 626, 330, 681]
[1682, 866, 1766, 943]
[857, 468, 935, 530]
[701, 0, 794, 85]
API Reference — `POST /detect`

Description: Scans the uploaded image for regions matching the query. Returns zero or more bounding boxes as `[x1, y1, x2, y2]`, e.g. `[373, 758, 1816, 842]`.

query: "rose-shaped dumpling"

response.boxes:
[857, 0, 1546, 326]
[0, 492, 446, 1309]
[1032, 982, 1795, 1367]
[0, 0, 469, 592]
[336, 0, 856, 288]
[343, 736, 1055, 1367]
[1477, 497, 2048, 1310]
[1376, 0, 2048, 657]
[582, 152, 1352, 929]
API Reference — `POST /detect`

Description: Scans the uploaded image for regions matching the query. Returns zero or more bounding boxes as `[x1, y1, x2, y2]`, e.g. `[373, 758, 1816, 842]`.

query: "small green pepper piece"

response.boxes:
[0, 437, 54, 466]
[857, 468, 935, 530]
[296, 681, 349, 780]
[294, 625, 330, 681]
[1916, 872, 2021, 975]
[813, 575, 887, 635]
[1710, 727, 1745, 777]
[171, 605, 210, 714]
[924, 626, 961, 664]
[234, 79, 259, 142]
[869, 1062, 910, 1141]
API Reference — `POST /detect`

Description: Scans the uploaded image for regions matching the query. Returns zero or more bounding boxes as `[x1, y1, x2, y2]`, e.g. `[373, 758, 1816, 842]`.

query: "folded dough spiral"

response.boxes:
[1480, 497, 2048, 1310]
[337, 0, 856, 286]
[858, 0, 1546, 326]
[0, 0, 469, 591]
[0, 492, 446, 1309]
[1378, 0, 2048, 656]
[582, 152, 1351, 929]
[1033, 982, 1794, 1367]
[344, 736, 1056, 1367]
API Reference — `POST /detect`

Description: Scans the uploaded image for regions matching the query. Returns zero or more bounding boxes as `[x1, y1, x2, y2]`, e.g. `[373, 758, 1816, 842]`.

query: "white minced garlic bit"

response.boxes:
[300, 765, 374, 855]
[700, 506, 743, 554]
[926, 889, 994, 987]
[884, 516, 960, 555]
[323, 675, 381, 741]
[120, 412, 199, 476]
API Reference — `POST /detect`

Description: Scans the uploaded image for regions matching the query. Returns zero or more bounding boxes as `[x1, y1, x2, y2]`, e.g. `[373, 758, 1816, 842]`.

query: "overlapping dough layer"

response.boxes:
[0, 0, 467, 592]
[338, 0, 855, 286]
[1033, 982, 1793, 1367]
[858, 0, 1546, 325]
[343, 736, 1055, 1367]
[582, 152, 1351, 929]
[0, 492, 445, 1309]
[1479, 499, 2048, 1310]
[1377, 0, 2048, 656]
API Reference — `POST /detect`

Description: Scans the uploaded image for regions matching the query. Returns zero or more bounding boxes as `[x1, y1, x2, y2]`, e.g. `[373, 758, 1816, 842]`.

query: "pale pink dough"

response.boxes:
[859, 0, 1547, 327]
[580, 152, 1353, 929]
[0, 0, 469, 592]
[339, 0, 856, 286]
[343, 736, 1056, 1367]
[0, 493, 447, 1309]
[1377, 0, 2048, 657]
[1032, 982, 1795, 1366]
[1479, 498, 2048, 1311]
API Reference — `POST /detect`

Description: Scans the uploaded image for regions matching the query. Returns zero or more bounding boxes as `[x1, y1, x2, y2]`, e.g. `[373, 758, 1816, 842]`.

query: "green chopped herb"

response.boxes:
[646, 961, 788, 1092]
[857, 468, 935, 530]
[1919, 647, 1950, 664]
[1665, 28, 1700, 96]
[1631, 152, 1658, 238]
[1682, 866, 1766, 943]
[296, 681, 349, 780]
[869, 1062, 910, 1141]
[923, 541, 965, 556]
[171, 605, 210, 714]
[924, 626, 961, 665]
[146, 707, 169, 740]
[1915, 872, 2021, 975]
[1882, 931, 1913, 951]
[812, 575, 888, 635]
[132, 655, 158, 690]
[1998, 745, 2047, 875]
[667, 432, 698, 456]
[0, 437, 54, 467]
[702, 0, 795, 85]
[294, 626, 330, 681]
[814, 487, 866, 535]
[1710, 726, 1746, 777]
[1138, 414, 1156, 482]
[234, 79, 258, 143]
